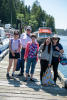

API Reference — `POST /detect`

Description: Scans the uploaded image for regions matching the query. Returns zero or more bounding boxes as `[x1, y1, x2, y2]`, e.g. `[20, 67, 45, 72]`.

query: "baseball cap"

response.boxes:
[26, 26, 32, 31]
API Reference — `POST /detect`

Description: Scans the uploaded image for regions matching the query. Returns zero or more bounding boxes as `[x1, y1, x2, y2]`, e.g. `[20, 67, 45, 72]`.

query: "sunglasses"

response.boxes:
[27, 29, 31, 31]
[14, 34, 18, 35]
[53, 38, 58, 40]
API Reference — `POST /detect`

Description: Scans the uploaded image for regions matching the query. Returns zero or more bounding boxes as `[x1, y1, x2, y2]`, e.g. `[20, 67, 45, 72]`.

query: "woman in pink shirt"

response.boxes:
[6, 31, 21, 78]
[24, 34, 39, 81]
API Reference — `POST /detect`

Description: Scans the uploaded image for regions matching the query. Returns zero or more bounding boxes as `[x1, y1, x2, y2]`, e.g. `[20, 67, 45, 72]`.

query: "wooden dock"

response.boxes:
[0, 54, 67, 100]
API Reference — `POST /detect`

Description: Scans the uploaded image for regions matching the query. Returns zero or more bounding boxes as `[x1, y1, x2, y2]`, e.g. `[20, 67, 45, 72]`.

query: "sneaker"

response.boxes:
[24, 79, 27, 82]
[12, 73, 15, 77]
[6, 73, 10, 79]
[17, 73, 23, 76]
[30, 78, 35, 82]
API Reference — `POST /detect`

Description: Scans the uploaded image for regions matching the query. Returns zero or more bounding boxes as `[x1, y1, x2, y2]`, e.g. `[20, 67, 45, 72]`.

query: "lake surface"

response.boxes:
[58, 36, 67, 78]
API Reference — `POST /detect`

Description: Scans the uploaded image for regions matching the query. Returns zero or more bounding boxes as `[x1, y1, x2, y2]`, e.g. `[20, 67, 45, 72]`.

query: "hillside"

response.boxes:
[56, 29, 67, 35]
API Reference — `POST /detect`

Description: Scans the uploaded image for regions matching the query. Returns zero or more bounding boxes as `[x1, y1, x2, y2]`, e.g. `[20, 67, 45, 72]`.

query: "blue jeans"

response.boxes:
[26, 58, 37, 74]
[21, 48, 25, 74]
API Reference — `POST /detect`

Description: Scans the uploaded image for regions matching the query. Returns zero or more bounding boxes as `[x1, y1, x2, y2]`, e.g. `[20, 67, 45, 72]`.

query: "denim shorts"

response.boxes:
[26, 57, 37, 74]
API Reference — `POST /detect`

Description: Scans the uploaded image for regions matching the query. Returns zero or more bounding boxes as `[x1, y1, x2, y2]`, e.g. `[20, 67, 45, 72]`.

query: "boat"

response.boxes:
[0, 27, 9, 54]
[0, 27, 5, 37]
[36, 27, 52, 45]
[0, 37, 9, 54]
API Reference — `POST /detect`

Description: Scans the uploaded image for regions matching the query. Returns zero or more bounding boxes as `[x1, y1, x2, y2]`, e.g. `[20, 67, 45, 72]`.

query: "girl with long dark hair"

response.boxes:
[38, 37, 52, 84]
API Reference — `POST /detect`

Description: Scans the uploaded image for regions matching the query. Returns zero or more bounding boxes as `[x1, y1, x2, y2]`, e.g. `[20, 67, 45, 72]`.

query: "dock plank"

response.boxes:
[0, 54, 67, 100]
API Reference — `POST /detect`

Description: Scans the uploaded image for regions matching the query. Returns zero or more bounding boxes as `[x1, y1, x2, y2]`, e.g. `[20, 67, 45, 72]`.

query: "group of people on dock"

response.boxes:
[6, 26, 64, 85]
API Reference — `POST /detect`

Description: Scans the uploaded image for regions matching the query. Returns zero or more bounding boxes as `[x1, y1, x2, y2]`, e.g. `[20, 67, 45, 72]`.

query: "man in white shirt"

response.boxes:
[18, 26, 32, 76]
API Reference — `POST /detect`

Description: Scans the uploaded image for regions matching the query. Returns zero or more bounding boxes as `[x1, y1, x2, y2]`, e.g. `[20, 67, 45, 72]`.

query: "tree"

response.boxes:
[0, 0, 56, 32]
[29, 15, 38, 31]
[0, 0, 16, 24]
[46, 15, 55, 32]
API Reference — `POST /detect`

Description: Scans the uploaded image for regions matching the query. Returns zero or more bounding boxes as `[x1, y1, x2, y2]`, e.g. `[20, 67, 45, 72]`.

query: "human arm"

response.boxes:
[36, 43, 39, 61]
[37, 43, 39, 54]
[17, 39, 22, 53]
[9, 39, 15, 56]
[49, 45, 53, 66]
[38, 44, 43, 59]
[56, 43, 64, 54]
[24, 43, 30, 61]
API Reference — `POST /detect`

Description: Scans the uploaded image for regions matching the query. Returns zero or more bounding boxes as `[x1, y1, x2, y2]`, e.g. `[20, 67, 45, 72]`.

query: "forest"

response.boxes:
[0, 0, 56, 32]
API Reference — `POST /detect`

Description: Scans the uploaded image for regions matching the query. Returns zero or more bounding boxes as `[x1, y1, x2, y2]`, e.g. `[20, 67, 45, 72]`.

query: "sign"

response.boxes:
[39, 28, 52, 34]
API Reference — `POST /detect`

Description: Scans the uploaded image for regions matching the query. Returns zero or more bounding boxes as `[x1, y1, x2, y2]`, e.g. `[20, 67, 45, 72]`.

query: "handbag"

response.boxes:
[42, 67, 54, 85]
[59, 54, 67, 65]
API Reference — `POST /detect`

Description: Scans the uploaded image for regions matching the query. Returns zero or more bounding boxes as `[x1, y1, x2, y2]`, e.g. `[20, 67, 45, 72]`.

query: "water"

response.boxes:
[58, 36, 67, 78]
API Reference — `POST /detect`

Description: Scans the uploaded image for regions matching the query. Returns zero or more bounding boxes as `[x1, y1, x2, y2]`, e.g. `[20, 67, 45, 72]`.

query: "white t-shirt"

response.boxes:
[20, 33, 32, 48]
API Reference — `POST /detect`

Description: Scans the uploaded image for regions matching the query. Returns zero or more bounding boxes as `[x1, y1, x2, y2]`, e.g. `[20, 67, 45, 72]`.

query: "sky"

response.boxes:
[24, 0, 67, 29]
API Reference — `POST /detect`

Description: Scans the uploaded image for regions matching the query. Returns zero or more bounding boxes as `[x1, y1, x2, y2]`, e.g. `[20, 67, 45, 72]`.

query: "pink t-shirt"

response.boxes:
[10, 38, 21, 52]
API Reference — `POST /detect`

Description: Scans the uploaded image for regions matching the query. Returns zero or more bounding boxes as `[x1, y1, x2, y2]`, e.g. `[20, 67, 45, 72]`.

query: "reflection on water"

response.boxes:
[58, 36, 67, 78]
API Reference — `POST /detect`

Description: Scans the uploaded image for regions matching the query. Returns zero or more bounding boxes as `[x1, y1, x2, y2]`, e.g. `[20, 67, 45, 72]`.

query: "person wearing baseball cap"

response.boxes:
[18, 26, 32, 76]
[26, 26, 32, 31]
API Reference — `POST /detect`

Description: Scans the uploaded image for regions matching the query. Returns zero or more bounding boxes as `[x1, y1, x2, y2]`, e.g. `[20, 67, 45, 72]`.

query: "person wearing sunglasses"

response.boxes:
[18, 26, 32, 76]
[51, 34, 64, 84]
[6, 30, 21, 78]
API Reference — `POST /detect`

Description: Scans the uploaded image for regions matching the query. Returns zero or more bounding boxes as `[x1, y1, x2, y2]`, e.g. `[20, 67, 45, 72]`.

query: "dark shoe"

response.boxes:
[12, 73, 15, 77]
[24, 79, 27, 82]
[28, 74, 30, 77]
[6, 73, 10, 79]
[54, 81, 56, 85]
[17, 73, 23, 76]
[30, 78, 35, 82]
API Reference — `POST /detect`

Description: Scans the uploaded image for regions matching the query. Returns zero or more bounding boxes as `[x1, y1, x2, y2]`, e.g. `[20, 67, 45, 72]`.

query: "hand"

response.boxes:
[11, 51, 15, 56]
[48, 64, 51, 67]
[25, 58, 27, 62]
[56, 46, 60, 51]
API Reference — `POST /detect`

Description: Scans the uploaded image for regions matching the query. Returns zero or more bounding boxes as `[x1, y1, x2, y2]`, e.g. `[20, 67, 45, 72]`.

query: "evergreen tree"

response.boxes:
[0, 0, 56, 32]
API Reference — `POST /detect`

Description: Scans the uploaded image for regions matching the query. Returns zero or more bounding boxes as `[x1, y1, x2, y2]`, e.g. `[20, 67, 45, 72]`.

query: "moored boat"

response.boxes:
[37, 27, 52, 45]
[0, 27, 9, 54]
[0, 37, 9, 54]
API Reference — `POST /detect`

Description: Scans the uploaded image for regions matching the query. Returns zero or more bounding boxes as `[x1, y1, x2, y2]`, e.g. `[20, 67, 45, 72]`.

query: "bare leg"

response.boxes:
[26, 73, 28, 80]
[7, 59, 13, 73]
[30, 74, 33, 79]
[13, 59, 18, 72]
[30, 74, 35, 82]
